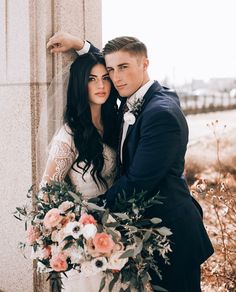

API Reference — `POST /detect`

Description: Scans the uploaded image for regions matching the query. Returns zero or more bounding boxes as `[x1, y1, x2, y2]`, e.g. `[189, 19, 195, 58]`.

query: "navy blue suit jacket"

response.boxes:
[107, 81, 214, 267]
[88, 44, 214, 269]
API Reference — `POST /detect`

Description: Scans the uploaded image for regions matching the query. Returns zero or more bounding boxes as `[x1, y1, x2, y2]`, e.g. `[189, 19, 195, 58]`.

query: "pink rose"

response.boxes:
[43, 208, 63, 229]
[79, 213, 97, 225]
[26, 225, 41, 244]
[43, 246, 51, 259]
[50, 253, 68, 272]
[86, 238, 103, 257]
[93, 233, 115, 254]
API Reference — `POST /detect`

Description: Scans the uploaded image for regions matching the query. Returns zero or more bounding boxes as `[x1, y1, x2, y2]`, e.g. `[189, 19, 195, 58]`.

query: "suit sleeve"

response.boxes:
[88, 41, 100, 53]
[105, 109, 182, 205]
[76, 41, 100, 55]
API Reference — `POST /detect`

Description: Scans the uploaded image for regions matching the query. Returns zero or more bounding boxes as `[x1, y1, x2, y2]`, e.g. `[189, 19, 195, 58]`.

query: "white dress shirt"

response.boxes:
[76, 41, 90, 55]
[120, 80, 154, 162]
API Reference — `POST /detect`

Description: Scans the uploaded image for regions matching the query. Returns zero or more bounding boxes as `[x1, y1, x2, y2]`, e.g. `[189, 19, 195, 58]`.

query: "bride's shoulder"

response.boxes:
[53, 124, 74, 147]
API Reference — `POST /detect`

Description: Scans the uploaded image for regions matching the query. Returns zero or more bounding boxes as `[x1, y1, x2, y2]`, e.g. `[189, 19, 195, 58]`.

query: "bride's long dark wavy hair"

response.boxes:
[64, 52, 118, 189]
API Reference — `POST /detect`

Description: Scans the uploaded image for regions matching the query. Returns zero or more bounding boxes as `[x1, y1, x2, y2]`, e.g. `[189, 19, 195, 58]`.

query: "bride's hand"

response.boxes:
[46, 31, 85, 53]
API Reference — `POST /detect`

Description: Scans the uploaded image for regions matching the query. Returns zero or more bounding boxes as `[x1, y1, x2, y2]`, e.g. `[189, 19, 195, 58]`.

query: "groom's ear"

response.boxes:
[143, 57, 149, 71]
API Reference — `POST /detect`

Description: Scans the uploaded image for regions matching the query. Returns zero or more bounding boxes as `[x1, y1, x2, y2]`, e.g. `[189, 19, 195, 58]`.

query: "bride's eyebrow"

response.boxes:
[89, 73, 109, 77]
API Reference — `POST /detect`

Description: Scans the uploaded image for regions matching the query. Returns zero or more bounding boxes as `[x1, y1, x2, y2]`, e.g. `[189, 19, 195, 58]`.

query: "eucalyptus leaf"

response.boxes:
[68, 191, 81, 202]
[98, 276, 106, 292]
[113, 212, 129, 220]
[130, 276, 138, 287]
[127, 199, 136, 203]
[133, 235, 142, 244]
[64, 206, 75, 214]
[13, 215, 22, 221]
[126, 225, 138, 232]
[151, 284, 168, 291]
[157, 227, 173, 236]
[62, 241, 74, 250]
[141, 272, 149, 285]
[16, 207, 27, 216]
[119, 249, 134, 259]
[133, 242, 143, 257]
[63, 235, 74, 241]
[148, 199, 164, 205]
[108, 223, 121, 230]
[108, 272, 120, 291]
[150, 217, 162, 224]
[102, 210, 109, 225]
[62, 271, 68, 278]
[121, 269, 132, 282]
[86, 202, 106, 212]
[143, 230, 152, 242]
[106, 228, 119, 240]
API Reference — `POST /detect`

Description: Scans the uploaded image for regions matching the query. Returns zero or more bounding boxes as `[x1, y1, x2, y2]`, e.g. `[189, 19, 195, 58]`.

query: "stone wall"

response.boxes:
[0, 1, 102, 291]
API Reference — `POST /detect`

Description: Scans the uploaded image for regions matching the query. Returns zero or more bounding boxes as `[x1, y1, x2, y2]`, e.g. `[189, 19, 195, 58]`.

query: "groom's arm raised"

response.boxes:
[46, 31, 99, 54]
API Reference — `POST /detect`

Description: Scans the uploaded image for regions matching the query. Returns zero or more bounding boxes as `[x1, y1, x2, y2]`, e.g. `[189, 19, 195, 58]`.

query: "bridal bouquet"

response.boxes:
[14, 182, 172, 292]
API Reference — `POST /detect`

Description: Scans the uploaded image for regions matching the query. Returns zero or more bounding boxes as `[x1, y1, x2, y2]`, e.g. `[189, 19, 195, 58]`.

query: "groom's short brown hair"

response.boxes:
[102, 36, 148, 58]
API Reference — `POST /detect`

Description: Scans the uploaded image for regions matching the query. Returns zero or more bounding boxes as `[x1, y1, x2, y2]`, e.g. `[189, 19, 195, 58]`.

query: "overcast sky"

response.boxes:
[102, 0, 236, 85]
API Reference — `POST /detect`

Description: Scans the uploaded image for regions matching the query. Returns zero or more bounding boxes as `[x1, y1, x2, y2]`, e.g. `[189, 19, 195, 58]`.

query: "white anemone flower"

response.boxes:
[64, 221, 83, 239]
[63, 245, 84, 264]
[91, 257, 108, 273]
[81, 224, 97, 240]
[107, 251, 128, 270]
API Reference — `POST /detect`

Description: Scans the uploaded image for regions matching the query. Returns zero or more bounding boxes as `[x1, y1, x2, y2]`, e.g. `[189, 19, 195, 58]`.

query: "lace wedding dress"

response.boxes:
[41, 124, 119, 292]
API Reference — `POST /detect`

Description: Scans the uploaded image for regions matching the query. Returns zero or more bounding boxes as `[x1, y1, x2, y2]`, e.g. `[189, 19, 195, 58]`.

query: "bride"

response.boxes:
[40, 52, 119, 291]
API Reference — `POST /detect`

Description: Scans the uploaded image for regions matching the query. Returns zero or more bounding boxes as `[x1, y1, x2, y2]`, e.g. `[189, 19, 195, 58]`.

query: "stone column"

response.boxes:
[0, 1, 101, 291]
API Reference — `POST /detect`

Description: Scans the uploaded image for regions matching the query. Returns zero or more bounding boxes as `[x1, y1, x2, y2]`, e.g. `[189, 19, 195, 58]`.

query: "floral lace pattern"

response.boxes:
[41, 141, 75, 186]
[40, 125, 117, 199]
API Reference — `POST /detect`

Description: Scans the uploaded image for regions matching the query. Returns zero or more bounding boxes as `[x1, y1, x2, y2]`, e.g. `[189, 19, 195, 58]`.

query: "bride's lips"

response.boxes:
[95, 92, 107, 97]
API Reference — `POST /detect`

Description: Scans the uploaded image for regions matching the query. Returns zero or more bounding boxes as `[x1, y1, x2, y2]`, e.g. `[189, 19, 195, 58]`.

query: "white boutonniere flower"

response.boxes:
[124, 98, 145, 126]
[124, 111, 136, 125]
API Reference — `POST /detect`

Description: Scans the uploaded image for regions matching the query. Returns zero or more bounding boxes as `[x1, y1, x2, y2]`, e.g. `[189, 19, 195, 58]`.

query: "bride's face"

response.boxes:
[87, 64, 111, 106]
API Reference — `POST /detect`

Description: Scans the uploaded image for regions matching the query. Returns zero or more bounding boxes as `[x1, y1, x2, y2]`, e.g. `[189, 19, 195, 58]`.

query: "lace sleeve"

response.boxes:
[40, 126, 76, 187]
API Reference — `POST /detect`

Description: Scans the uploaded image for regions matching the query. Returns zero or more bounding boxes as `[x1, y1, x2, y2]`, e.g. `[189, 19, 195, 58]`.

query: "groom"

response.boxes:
[47, 32, 214, 291]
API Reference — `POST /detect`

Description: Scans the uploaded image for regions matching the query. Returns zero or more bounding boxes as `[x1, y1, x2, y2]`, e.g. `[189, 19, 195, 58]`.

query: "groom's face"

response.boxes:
[105, 51, 149, 98]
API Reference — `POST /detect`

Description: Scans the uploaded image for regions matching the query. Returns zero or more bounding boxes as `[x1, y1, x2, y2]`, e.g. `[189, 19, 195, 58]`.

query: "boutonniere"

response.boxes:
[124, 112, 136, 125]
[124, 98, 144, 125]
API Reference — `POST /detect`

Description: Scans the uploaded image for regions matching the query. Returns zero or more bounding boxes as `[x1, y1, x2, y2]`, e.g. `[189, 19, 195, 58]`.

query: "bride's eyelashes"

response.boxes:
[88, 75, 111, 82]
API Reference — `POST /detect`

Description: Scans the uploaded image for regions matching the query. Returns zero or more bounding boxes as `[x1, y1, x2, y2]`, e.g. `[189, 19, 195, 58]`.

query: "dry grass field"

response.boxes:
[185, 116, 236, 292]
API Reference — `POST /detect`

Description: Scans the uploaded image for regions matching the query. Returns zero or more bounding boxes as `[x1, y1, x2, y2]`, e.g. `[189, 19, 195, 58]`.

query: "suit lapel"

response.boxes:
[125, 81, 162, 140]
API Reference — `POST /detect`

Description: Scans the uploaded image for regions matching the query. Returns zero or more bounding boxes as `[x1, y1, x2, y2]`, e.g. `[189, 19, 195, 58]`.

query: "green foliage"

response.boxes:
[14, 181, 172, 292]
